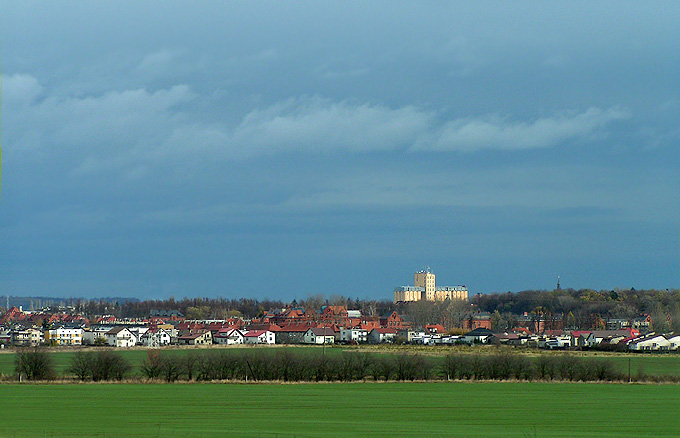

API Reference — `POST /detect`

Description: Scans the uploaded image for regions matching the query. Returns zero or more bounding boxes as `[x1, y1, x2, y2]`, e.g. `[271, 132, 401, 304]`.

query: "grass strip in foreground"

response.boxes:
[1, 381, 679, 438]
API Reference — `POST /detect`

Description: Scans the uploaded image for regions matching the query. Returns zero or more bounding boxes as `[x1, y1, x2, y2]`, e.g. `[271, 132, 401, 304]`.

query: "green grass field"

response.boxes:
[0, 381, 678, 438]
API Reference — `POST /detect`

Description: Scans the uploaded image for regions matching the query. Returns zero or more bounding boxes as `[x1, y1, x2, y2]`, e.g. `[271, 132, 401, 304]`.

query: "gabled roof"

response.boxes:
[306, 327, 336, 336]
[425, 324, 446, 334]
[243, 330, 269, 337]
[245, 324, 281, 332]
[570, 330, 592, 338]
[627, 333, 667, 344]
[588, 329, 638, 338]
[105, 326, 130, 335]
[278, 324, 311, 332]
[464, 327, 495, 337]
[370, 327, 398, 334]
[215, 328, 243, 338]
[495, 333, 520, 340]
[321, 305, 348, 315]
[178, 331, 209, 340]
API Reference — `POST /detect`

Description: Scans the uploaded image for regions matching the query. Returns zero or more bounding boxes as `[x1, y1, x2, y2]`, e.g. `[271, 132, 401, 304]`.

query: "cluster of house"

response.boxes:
[0, 305, 432, 348]
[1, 305, 677, 352]
[458, 327, 680, 352]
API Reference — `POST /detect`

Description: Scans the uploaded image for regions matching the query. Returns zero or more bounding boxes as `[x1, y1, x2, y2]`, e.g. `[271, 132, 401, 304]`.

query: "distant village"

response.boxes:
[1, 270, 678, 353]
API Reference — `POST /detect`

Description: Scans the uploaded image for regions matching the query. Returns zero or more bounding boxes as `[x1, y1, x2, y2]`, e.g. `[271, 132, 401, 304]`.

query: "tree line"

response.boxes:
[474, 288, 680, 332]
[60, 295, 397, 320]
[12, 347, 679, 383]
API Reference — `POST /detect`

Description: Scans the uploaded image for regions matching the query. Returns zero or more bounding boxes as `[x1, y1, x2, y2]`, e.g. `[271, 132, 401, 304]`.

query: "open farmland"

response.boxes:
[1, 382, 679, 438]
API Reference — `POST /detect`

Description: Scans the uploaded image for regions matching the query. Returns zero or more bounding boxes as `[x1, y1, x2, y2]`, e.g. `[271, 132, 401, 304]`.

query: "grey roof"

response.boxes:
[464, 328, 495, 337]
[307, 327, 335, 336]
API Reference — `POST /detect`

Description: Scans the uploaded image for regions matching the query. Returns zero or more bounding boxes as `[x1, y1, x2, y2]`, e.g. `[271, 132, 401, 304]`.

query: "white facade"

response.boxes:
[244, 330, 275, 344]
[82, 328, 110, 345]
[46, 327, 83, 346]
[628, 334, 671, 351]
[140, 329, 172, 347]
[303, 328, 335, 344]
[12, 328, 44, 346]
[340, 328, 367, 343]
[106, 327, 137, 348]
[367, 329, 397, 344]
[214, 329, 245, 345]
[666, 335, 680, 350]
[128, 327, 149, 344]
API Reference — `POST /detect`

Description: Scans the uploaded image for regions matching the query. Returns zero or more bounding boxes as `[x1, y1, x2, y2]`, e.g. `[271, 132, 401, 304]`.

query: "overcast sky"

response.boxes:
[1, 2, 679, 301]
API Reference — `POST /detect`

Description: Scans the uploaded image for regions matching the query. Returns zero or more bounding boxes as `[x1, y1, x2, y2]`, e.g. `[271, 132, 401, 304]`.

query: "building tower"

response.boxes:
[414, 268, 436, 300]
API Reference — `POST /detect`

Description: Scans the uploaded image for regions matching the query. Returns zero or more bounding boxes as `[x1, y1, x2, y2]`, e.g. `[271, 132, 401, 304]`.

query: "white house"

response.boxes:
[340, 328, 367, 344]
[45, 327, 83, 346]
[243, 330, 275, 345]
[214, 328, 245, 345]
[627, 333, 671, 351]
[440, 335, 461, 345]
[666, 334, 680, 350]
[128, 327, 149, 344]
[11, 328, 44, 346]
[178, 330, 212, 345]
[303, 328, 336, 345]
[462, 328, 495, 345]
[82, 327, 110, 345]
[398, 329, 426, 343]
[105, 327, 137, 348]
[140, 328, 172, 347]
[367, 328, 398, 344]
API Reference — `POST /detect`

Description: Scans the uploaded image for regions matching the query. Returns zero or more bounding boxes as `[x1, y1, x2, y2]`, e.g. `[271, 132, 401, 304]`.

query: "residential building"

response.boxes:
[214, 328, 245, 345]
[178, 330, 212, 345]
[243, 330, 276, 345]
[45, 326, 83, 346]
[340, 327, 367, 343]
[140, 328, 172, 347]
[275, 324, 311, 344]
[666, 334, 680, 350]
[82, 327, 110, 345]
[627, 333, 671, 351]
[462, 327, 495, 344]
[106, 327, 137, 348]
[398, 329, 426, 343]
[380, 311, 408, 329]
[11, 328, 44, 346]
[302, 328, 335, 345]
[367, 328, 398, 344]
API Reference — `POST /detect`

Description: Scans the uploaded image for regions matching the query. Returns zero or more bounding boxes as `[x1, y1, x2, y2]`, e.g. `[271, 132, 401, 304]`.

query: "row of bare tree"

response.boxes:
[15, 348, 677, 383]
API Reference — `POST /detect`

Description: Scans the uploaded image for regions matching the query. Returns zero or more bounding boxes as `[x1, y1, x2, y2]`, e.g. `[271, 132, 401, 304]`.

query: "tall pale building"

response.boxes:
[394, 268, 468, 303]
[414, 270, 436, 299]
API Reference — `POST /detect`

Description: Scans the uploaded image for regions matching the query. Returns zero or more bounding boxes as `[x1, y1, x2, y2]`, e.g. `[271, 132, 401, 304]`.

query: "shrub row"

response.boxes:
[68, 350, 133, 381]
[11, 348, 668, 383]
[137, 350, 627, 383]
[442, 353, 625, 381]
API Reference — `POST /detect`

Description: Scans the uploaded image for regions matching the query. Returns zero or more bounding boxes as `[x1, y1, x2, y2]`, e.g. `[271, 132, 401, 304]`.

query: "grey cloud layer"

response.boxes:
[6, 74, 630, 168]
[2, 2, 679, 298]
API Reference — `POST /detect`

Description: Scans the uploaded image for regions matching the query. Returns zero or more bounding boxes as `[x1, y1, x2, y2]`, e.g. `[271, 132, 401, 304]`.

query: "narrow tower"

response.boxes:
[415, 268, 436, 300]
